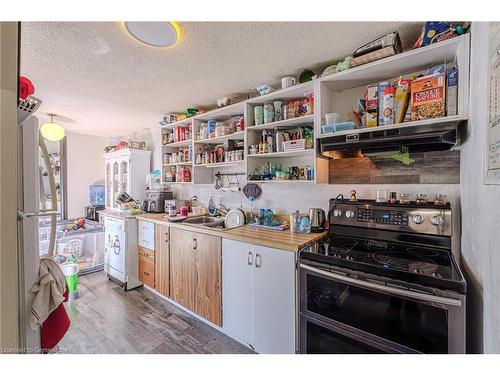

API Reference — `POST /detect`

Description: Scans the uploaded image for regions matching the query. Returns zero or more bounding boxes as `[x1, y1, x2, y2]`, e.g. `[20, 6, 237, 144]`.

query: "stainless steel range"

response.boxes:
[299, 198, 466, 354]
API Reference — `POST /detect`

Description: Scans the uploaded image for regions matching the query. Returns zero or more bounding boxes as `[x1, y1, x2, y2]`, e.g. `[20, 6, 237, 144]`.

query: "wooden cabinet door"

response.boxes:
[253, 245, 296, 354]
[169, 228, 196, 311]
[194, 232, 222, 326]
[138, 258, 155, 288]
[222, 239, 254, 349]
[154, 224, 169, 297]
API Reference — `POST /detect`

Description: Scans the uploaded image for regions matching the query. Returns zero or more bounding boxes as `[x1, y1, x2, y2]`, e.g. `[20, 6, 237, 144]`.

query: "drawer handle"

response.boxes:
[255, 253, 262, 268]
[143, 271, 150, 276]
[247, 251, 253, 266]
[192, 238, 197, 250]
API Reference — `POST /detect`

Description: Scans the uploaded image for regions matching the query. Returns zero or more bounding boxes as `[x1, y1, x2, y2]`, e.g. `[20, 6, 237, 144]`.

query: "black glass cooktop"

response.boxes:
[301, 235, 466, 293]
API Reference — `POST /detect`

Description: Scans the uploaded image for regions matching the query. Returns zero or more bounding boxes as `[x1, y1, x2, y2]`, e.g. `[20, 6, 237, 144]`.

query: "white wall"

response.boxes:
[460, 22, 500, 354]
[65, 132, 106, 218]
[151, 138, 461, 252]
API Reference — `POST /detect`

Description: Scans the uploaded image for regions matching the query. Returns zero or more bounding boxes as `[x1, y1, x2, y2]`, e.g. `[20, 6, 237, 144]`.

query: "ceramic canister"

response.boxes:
[254, 106, 264, 126]
[263, 103, 274, 124]
[273, 100, 283, 121]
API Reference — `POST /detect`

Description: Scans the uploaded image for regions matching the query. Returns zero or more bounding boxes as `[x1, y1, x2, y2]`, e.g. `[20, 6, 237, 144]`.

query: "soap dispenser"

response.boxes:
[208, 196, 217, 216]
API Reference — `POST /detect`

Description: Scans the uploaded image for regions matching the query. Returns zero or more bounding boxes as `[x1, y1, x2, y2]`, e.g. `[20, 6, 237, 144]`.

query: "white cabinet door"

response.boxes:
[222, 239, 255, 350]
[253, 245, 296, 354]
[138, 220, 155, 250]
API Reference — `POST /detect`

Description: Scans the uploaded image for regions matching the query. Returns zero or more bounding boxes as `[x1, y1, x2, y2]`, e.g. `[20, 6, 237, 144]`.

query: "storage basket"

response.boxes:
[57, 237, 84, 258]
[283, 139, 306, 152]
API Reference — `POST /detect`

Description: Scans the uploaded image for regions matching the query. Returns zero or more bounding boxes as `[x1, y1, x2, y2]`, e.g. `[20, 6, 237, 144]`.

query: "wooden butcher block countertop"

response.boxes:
[137, 213, 327, 252]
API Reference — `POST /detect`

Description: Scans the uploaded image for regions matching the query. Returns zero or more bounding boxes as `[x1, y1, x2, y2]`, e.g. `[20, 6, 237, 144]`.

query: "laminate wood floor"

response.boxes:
[58, 271, 253, 354]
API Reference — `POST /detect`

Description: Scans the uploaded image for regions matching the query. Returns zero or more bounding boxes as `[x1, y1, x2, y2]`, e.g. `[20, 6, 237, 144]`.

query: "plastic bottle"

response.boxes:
[208, 196, 217, 216]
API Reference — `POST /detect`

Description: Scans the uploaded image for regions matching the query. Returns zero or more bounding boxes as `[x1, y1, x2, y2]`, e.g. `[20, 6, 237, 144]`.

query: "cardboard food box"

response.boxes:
[365, 85, 378, 127]
[394, 79, 411, 123]
[410, 73, 446, 121]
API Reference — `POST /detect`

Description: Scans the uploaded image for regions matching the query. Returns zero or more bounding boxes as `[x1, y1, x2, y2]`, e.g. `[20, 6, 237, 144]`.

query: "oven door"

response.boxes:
[300, 263, 465, 354]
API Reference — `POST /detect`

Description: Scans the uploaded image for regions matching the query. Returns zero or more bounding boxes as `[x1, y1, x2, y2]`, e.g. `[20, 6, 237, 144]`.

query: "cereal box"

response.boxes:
[410, 73, 446, 121]
[365, 85, 378, 127]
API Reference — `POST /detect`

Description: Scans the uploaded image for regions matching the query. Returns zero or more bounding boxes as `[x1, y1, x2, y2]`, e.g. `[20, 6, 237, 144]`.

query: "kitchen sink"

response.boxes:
[182, 216, 230, 230]
[183, 216, 224, 225]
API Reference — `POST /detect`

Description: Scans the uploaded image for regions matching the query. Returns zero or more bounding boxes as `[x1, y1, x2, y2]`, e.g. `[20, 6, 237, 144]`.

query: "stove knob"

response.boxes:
[412, 214, 424, 224]
[431, 215, 444, 226]
[345, 210, 355, 219]
[333, 209, 343, 218]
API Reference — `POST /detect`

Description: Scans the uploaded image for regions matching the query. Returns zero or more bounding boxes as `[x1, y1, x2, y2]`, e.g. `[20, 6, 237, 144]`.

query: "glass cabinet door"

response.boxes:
[120, 160, 128, 194]
[106, 162, 111, 207]
[112, 162, 119, 208]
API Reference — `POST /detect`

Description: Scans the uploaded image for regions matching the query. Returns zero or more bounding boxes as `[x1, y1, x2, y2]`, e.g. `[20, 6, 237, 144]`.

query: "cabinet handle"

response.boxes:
[144, 271, 150, 276]
[247, 251, 253, 266]
[192, 238, 197, 250]
[255, 253, 262, 268]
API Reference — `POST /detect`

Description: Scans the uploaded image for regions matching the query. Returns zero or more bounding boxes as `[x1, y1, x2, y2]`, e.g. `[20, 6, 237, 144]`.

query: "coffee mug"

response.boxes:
[281, 76, 296, 89]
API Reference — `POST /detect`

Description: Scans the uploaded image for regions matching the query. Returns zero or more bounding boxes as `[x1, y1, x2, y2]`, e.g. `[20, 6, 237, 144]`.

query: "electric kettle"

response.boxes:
[308, 208, 326, 233]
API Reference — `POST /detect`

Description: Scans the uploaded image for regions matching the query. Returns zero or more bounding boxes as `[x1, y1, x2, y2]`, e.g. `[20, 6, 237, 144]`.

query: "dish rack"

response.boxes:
[17, 96, 42, 124]
[283, 139, 305, 152]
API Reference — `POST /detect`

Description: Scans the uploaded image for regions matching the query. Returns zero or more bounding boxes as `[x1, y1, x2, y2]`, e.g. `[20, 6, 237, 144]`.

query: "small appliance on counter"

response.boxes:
[85, 184, 105, 222]
[308, 208, 326, 232]
[142, 189, 173, 213]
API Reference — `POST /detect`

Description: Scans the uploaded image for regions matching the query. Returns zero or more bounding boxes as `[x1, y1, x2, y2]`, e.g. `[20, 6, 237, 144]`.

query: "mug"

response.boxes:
[281, 76, 296, 89]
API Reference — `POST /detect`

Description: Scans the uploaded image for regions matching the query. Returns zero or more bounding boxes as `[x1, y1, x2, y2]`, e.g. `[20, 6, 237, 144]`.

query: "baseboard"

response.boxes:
[142, 284, 225, 334]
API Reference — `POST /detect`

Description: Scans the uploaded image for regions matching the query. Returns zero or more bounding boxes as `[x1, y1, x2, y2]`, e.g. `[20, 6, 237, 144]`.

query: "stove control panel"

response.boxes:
[357, 208, 409, 226]
[329, 201, 452, 236]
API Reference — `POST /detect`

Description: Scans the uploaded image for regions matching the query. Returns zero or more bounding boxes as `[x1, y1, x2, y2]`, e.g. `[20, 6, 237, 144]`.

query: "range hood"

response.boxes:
[319, 119, 465, 154]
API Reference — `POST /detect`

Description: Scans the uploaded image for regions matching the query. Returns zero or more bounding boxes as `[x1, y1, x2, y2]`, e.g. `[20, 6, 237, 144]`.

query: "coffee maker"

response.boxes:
[142, 190, 173, 213]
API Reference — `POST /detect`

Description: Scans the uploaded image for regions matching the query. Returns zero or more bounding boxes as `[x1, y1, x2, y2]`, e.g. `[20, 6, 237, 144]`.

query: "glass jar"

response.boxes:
[399, 193, 410, 204]
[376, 189, 388, 203]
[388, 192, 397, 204]
[199, 123, 208, 140]
[434, 194, 447, 206]
[416, 193, 428, 205]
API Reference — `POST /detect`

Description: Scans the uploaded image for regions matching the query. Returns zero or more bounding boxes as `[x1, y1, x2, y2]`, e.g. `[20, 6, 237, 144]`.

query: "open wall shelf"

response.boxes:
[158, 34, 470, 186]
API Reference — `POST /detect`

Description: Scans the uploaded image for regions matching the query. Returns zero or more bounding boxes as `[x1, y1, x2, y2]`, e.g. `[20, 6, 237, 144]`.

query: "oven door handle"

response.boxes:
[300, 264, 462, 307]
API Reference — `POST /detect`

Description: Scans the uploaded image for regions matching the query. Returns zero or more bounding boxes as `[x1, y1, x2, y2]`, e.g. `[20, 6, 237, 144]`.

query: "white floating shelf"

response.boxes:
[165, 181, 193, 185]
[247, 115, 314, 131]
[193, 160, 245, 168]
[247, 149, 315, 158]
[194, 131, 245, 144]
[161, 118, 193, 129]
[246, 81, 314, 104]
[162, 161, 193, 167]
[319, 34, 467, 91]
[195, 102, 245, 121]
[162, 139, 192, 148]
[317, 114, 468, 139]
[250, 179, 314, 184]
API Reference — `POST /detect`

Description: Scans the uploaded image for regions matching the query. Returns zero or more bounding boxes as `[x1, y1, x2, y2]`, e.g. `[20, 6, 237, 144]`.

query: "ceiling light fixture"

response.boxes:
[40, 114, 65, 142]
[124, 22, 180, 48]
